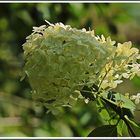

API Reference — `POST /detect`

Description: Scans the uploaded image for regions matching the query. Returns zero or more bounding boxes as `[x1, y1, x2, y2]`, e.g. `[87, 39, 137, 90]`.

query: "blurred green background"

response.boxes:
[0, 3, 140, 137]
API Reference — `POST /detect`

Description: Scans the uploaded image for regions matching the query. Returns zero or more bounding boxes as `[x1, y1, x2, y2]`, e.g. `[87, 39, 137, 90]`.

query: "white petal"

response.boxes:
[85, 99, 89, 104]
[114, 80, 123, 84]
[135, 98, 140, 104]
[122, 73, 130, 78]
[136, 54, 140, 59]
[130, 95, 137, 100]
[137, 93, 140, 97]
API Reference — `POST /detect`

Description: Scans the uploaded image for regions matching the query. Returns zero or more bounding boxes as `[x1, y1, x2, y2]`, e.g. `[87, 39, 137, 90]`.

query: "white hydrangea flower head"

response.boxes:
[22, 21, 140, 111]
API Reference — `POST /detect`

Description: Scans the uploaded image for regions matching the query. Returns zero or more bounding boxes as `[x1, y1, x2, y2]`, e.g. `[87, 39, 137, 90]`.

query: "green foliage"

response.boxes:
[124, 116, 140, 136]
[88, 125, 117, 137]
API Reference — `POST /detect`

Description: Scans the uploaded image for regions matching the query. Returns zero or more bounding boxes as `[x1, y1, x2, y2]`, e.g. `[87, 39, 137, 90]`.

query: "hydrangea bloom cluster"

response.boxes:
[22, 21, 140, 111]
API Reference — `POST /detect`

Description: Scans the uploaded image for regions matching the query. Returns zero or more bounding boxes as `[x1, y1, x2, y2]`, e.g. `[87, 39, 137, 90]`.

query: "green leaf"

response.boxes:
[125, 116, 140, 137]
[96, 98, 113, 122]
[88, 125, 117, 137]
[102, 91, 135, 111]
[115, 93, 136, 111]
[101, 96, 134, 119]
[101, 91, 135, 118]
[117, 120, 124, 136]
